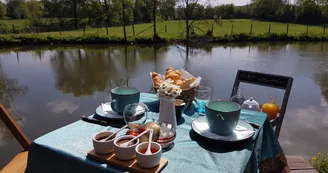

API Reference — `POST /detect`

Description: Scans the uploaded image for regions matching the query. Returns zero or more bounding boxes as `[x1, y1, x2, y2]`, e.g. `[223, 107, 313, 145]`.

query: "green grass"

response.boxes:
[1, 19, 327, 37]
[0, 19, 30, 27]
[0, 19, 327, 45]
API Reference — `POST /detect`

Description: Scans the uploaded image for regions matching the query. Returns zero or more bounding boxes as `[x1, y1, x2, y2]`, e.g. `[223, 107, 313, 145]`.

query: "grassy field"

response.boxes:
[0, 19, 327, 45]
[0, 19, 326, 37]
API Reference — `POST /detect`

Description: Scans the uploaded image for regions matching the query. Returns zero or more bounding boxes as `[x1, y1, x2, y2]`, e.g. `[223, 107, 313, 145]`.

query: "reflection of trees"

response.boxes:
[50, 46, 161, 96]
[51, 49, 127, 96]
[315, 72, 328, 102]
[0, 65, 28, 147]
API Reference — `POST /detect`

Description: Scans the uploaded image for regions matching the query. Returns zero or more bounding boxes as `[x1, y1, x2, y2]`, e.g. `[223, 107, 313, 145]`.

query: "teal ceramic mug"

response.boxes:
[205, 100, 241, 136]
[111, 87, 140, 114]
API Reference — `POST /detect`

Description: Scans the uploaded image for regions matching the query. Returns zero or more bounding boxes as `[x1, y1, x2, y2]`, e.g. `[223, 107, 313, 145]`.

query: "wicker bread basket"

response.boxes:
[151, 69, 200, 105]
[153, 86, 198, 105]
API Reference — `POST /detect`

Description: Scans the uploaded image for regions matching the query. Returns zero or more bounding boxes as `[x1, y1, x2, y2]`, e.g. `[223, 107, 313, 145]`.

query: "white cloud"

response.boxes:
[47, 99, 79, 114]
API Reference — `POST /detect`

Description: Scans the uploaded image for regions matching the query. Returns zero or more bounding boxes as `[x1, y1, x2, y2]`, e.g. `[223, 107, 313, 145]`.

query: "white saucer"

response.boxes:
[191, 116, 255, 142]
[95, 102, 124, 120]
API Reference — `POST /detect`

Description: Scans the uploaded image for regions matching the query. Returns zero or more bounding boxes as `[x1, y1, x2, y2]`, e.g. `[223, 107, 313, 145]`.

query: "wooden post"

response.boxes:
[36, 27, 39, 35]
[132, 24, 135, 36]
[286, 24, 289, 34]
[323, 25, 326, 34]
[211, 24, 214, 33]
[231, 24, 234, 35]
[269, 24, 271, 34]
[12, 24, 15, 34]
[306, 25, 309, 34]
[83, 27, 85, 35]
[106, 26, 109, 35]
[250, 23, 253, 35]
[0, 104, 31, 151]
[59, 25, 62, 35]
[165, 25, 167, 33]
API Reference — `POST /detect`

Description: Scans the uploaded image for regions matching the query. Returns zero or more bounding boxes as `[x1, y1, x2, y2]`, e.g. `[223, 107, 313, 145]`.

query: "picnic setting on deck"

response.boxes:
[4, 67, 313, 173]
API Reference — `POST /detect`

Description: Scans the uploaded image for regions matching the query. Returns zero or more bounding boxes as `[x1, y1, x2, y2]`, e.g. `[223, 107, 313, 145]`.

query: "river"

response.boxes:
[0, 43, 327, 169]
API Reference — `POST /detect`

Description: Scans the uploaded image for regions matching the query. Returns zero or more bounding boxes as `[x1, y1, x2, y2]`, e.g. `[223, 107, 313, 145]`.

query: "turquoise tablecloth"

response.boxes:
[25, 93, 284, 173]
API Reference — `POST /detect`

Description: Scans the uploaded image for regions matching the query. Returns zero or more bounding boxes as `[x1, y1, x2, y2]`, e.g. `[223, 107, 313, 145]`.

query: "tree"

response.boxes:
[6, 0, 30, 19]
[67, 0, 84, 29]
[296, 0, 322, 24]
[252, 0, 285, 20]
[152, 0, 157, 39]
[176, 0, 207, 43]
[0, 2, 6, 19]
[204, 5, 214, 19]
[26, 0, 44, 26]
[41, 0, 70, 30]
[158, 0, 175, 20]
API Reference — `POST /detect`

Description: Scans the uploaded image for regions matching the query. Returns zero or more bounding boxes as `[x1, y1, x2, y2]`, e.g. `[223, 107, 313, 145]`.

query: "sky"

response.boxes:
[201, 0, 251, 6]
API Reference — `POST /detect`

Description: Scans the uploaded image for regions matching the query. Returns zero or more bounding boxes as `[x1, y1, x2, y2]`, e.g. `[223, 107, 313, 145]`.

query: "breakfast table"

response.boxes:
[25, 93, 289, 173]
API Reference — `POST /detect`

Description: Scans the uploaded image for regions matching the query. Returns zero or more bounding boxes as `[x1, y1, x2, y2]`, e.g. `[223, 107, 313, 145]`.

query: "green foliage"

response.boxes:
[215, 4, 235, 19]
[310, 151, 328, 173]
[0, 34, 168, 45]
[26, 0, 44, 26]
[296, 0, 322, 24]
[6, 0, 30, 19]
[0, 2, 6, 19]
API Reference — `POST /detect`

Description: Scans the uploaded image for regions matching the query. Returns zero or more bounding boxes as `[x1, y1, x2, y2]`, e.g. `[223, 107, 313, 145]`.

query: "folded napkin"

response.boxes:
[101, 103, 112, 112]
[101, 103, 122, 118]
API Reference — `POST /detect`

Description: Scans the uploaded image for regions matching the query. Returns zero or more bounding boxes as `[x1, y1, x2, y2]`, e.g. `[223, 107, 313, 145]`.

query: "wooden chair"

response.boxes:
[231, 70, 293, 138]
[0, 104, 30, 173]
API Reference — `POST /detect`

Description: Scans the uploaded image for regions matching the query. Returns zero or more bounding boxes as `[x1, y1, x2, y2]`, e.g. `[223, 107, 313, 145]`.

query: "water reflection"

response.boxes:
[0, 62, 28, 147]
[1, 42, 328, 168]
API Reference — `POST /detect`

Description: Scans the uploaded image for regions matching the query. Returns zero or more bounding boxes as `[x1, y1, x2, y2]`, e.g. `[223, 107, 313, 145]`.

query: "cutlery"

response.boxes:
[100, 125, 128, 142]
[145, 129, 154, 155]
[120, 129, 150, 147]
[245, 121, 260, 129]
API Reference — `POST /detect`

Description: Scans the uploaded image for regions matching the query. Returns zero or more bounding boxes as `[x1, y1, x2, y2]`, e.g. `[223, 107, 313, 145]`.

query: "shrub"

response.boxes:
[310, 151, 328, 173]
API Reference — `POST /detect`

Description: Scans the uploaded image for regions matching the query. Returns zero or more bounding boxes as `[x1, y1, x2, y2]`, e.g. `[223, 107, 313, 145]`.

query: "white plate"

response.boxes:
[95, 102, 124, 120]
[191, 116, 255, 142]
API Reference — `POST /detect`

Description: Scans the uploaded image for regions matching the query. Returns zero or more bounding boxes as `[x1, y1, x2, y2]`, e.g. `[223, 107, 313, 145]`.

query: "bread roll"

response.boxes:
[180, 78, 196, 90]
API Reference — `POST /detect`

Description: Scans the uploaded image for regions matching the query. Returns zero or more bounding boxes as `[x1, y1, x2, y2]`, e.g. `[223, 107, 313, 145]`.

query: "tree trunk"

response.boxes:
[185, 0, 189, 45]
[122, 0, 127, 41]
[104, 0, 110, 27]
[153, 0, 157, 40]
[73, 1, 78, 30]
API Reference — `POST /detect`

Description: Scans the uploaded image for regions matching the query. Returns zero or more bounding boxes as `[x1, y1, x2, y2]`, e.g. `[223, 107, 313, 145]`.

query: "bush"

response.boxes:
[1, 32, 328, 45]
[310, 151, 328, 173]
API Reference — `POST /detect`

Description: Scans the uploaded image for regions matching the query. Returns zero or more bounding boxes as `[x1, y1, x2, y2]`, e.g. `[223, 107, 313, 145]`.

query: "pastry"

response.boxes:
[180, 78, 196, 90]
[152, 72, 163, 88]
[165, 67, 181, 82]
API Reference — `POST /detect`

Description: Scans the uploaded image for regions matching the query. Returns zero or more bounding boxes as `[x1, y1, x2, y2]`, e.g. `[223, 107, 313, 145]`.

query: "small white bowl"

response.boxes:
[135, 142, 162, 168]
[93, 131, 117, 155]
[114, 135, 140, 160]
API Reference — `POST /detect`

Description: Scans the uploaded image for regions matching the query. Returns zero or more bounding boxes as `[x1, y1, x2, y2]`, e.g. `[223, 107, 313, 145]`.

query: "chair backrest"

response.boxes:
[231, 70, 293, 138]
[0, 104, 30, 151]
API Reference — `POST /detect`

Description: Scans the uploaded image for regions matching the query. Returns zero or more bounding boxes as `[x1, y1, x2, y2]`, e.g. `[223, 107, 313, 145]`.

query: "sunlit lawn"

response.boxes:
[1, 19, 326, 38]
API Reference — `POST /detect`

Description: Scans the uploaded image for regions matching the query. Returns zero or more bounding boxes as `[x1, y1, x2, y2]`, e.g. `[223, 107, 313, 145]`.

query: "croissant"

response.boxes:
[152, 72, 163, 88]
[165, 67, 181, 83]
[180, 78, 196, 90]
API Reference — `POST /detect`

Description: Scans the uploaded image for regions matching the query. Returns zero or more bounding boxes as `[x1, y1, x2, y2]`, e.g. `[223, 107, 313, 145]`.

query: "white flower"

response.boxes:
[157, 79, 181, 98]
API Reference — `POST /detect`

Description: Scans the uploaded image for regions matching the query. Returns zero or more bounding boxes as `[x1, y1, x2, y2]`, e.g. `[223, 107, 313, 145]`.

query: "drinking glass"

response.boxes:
[195, 86, 211, 114]
[123, 103, 148, 134]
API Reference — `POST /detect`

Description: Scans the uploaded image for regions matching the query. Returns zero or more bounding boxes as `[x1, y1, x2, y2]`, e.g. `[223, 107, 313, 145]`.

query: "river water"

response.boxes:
[0, 43, 327, 168]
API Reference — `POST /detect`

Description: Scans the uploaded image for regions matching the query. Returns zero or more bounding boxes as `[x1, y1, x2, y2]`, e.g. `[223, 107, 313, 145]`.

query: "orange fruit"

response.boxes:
[262, 102, 279, 120]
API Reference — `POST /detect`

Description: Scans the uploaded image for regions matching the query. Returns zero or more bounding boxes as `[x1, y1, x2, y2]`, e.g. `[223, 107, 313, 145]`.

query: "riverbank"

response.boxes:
[1, 33, 328, 46]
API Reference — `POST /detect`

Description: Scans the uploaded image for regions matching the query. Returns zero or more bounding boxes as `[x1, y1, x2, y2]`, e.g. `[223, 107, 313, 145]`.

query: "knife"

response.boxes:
[81, 116, 111, 126]
[245, 121, 260, 129]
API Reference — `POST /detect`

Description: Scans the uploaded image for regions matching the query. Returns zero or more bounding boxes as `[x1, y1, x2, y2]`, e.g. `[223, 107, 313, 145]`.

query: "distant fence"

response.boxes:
[0, 21, 327, 36]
